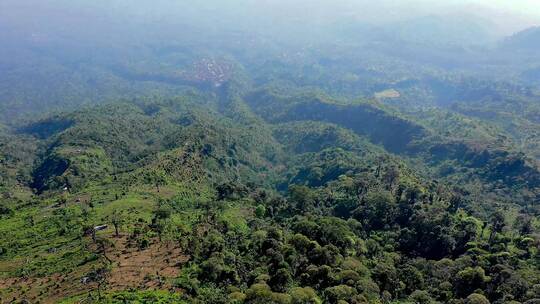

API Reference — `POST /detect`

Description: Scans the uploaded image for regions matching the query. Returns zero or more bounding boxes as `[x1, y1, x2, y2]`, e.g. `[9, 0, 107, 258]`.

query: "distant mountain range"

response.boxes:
[502, 26, 540, 50]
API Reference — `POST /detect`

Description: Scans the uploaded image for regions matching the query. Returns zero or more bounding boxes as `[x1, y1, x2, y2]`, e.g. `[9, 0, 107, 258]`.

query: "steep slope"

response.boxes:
[19, 99, 283, 194]
[245, 89, 540, 212]
[246, 90, 427, 154]
[0, 125, 36, 199]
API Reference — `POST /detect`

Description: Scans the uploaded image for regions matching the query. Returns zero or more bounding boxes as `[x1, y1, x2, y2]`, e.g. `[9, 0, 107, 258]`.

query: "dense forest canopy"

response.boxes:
[0, 1, 540, 303]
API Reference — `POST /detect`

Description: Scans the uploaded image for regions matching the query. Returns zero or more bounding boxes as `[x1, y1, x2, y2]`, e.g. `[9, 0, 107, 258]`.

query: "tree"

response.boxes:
[199, 253, 238, 285]
[289, 185, 316, 213]
[110, 209, 124, 237]
[453, 215, 481, 255]
[269, 268, 293, 292]
[290, 287, 322, 304]
[371, 259, 399, 296]
[399, 264, 425, 295]
[245, 283, 291, 304]
[0, 204, 13, 217]
[513, 214, 532, 236]
[409, 290, 435, 304]
[309, 244, 340, 266]
[489, 210, 506, 244]
[151, 206, 172, 241]
[255, 204, 266, 218]
[454, 267, 489, 298]
[489, 264, 528, 302]
[465, 293, 490, 304]
[57, 196, 67, 207]
[324, 285, 357, 304]
[85, 266, 111, 300]
[353, 191, 397, 231]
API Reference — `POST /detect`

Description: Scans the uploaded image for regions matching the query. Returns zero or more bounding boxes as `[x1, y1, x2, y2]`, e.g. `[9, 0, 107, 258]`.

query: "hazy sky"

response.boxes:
[417, 0, 540, 32]
[1, 0, 539, 38]
[465, 0, 540, 16]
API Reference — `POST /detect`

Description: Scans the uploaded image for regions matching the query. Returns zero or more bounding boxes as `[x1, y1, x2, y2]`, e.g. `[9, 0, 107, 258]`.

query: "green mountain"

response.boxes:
[1, 2, 540, 303]
[1, 80, 539, 303]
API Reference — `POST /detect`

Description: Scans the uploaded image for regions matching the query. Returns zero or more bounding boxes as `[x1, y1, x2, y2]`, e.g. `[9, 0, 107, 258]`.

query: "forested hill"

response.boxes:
[1, 79, 539, 303]
[1, 1, 540, 303]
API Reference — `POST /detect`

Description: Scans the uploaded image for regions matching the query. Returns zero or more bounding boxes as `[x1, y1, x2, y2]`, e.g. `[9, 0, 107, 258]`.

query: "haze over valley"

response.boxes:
[1, 1, 540, 303]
